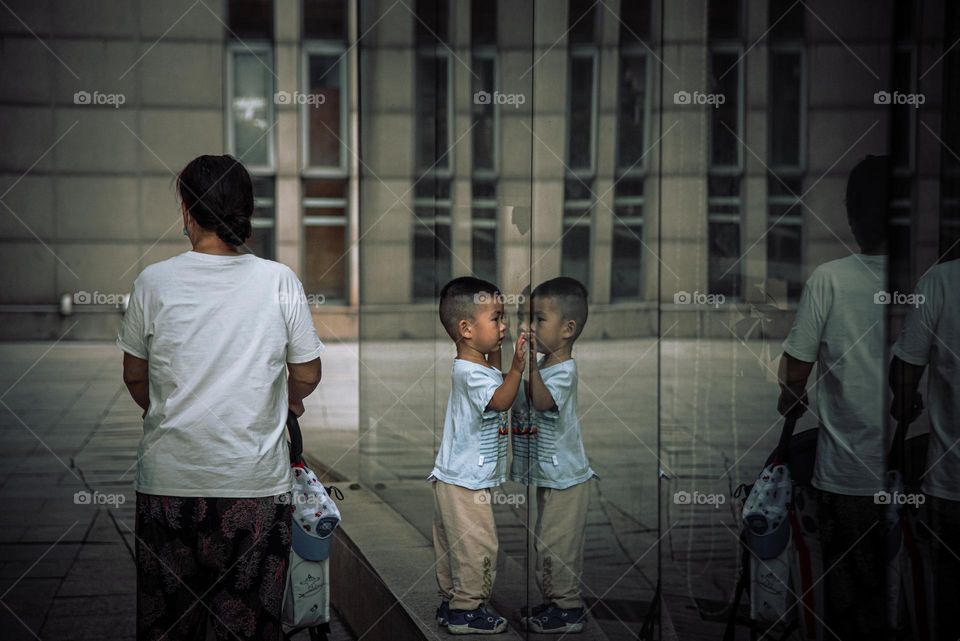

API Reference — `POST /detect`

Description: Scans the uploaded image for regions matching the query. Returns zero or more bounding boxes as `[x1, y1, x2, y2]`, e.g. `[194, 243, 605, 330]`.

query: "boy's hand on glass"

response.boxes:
[527, 331, 538, 369]
[510, 332, 527, 372]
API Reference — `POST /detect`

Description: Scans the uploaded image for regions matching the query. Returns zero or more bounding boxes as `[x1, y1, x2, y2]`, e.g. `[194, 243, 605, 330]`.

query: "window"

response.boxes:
[890, 0, 916, 289]
[471, 0, 498, 285]
[413, 0, 452, 300]
[303, 48, 347, 173]
[302, 179, 347, 301]
[707, 1, 744, 298]
[766, 176, 803, 300]
[562, 2, 598, 284]
[940, 0, 960, 261]
[611, 178, 644, 299]
[562, 178, 593, 286]
[226, 3, 275, 258]
[245, 176, 276, 260]
[226, 0, 273, 40]
[302, 0, 349, 302]
[611, 1, 651, 300]
[472, 180, 497, 284]
[303, 0, 346, 40]
[766, 0, 806, 301]
[413, 180, 452, 300]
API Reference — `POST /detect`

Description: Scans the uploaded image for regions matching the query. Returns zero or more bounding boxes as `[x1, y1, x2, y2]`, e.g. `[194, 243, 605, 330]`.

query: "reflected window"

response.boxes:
[707, 1, 744, 298]
[563, 178, 593, 286]
[303, 0, 346, 40]
[941, 0, 960, 260]
[568, 0, 598, 45]
[567, 52, 596, 171]
[228, 46, 274, 170]
[303, 179, 347, 302]
[244, 176, 276, 260]
[302, 4, 350, 302]
[413, 0, 451, 300]
[611, 178, 644, 300]
[767, 175, 803, 300]
[617, 52, 648, 171]
[413, 180, 452, 300]
[304, 51, 346, 172]
[472, 180, 497, 284]
[227, 0, 273, 40]
[766, 1, 805, 301]
[708, 175, 742, 298]
[890, 3, 917, 287]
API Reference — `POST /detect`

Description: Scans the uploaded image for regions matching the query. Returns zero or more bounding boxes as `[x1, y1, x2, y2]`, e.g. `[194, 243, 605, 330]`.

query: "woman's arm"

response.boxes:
[122, 352, 150, 416]
[288, 357, 322, 417]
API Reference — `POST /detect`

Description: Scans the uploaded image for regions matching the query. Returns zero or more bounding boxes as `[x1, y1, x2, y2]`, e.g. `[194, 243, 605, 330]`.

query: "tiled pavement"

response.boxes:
[0, 342, 355, 641]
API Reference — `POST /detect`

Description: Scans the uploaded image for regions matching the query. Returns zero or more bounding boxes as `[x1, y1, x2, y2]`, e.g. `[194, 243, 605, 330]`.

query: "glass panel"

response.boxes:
[306, 54, 344, 168]
[303, 223, 346, 301]
[567, 54, 595, 170]
[231, 51, 272, 166]
[416, 54, 449, 171]
[303, 0, 346, 40]
[617, 53, 647, 170]
[770, 51, 802, 168]
[227, 0, 273, 39]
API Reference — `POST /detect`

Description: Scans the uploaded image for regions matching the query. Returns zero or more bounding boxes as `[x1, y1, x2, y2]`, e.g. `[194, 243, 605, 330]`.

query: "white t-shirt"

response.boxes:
[117, 251, 325, 497]
[428, 359, 508, 490]
[510, 359, 595, 489]
[892, 259, 960, 501]
[782, 254, 888, 496]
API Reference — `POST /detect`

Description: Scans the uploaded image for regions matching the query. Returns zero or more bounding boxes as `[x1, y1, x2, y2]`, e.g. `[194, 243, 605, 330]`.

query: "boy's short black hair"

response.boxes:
[439, 277, 501, 340]
[845, 155, 890, 252]
[532, 277, 589, 341]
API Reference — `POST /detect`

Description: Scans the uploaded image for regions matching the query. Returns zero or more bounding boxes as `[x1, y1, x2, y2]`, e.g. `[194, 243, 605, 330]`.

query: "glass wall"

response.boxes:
[344, 1, 956, 638]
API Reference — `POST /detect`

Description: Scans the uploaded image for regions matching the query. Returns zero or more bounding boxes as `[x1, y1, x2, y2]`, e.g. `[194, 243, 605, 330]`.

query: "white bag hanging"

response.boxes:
[282, 545, 330, 630]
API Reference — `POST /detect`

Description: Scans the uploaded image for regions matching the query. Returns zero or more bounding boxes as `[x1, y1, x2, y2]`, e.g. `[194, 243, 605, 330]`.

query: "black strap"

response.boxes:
[287, 410, 304, 464]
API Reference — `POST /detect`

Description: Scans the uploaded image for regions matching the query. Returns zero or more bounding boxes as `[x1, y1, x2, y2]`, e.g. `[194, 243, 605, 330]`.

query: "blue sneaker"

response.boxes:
[436, 600, 450, 626]
[447, 604, 507, 635]
[522, 603, 585, 634]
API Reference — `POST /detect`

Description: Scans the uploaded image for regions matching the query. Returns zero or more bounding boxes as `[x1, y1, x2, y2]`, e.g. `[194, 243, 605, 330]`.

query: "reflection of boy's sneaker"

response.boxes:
[522, 604, 586, 634]
[447, 604, 507, 635]
[436, 600, 450, 626]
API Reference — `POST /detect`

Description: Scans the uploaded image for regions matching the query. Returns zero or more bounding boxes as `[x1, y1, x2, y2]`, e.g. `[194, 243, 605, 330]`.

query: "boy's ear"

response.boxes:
[458, 318, 472, 340]
[561, 318, 576, 339]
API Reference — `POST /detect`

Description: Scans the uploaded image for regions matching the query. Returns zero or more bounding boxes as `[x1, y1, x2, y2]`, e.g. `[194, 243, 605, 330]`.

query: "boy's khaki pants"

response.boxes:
[534, 480, 590, 609]
[433, 480, 498, 611]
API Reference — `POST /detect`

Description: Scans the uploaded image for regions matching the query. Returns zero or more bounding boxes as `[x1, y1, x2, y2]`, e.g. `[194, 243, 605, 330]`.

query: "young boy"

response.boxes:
[429, 277, 527, 635]
[517, 277, 596, 634]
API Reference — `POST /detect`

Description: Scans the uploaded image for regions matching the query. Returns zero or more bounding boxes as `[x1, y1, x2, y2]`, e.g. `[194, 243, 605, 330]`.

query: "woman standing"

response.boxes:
[118, 154, 324, 640]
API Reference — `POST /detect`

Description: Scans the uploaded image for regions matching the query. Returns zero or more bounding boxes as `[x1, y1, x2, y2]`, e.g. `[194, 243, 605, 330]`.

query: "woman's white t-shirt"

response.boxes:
[117, 250, 325, 498]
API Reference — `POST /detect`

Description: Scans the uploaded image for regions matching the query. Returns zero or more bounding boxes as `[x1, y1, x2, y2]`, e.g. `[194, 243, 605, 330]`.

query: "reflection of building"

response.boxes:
[0, 0, 957, 339]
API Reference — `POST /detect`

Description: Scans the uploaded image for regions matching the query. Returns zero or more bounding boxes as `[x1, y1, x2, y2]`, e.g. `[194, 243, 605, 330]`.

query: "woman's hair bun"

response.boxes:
[176, 154, 254, 247]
